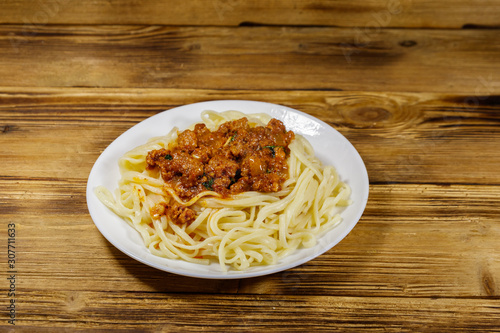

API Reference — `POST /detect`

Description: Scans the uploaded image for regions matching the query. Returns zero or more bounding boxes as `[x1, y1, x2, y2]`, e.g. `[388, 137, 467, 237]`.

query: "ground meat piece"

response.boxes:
[211, 177, 232, 193]
[150, 201, 196, 224]
[150, 202, 167, 217]
[191, 145, 211, 163]
[169, 152, 204, 185]
[146, 148, 170, 168]
[229, 176, 251, 193]
[217, 117, 249, 135]
[177, 129, 198, 152]
[166, 202, 196, 224]
[267, 118, 287, 133]
[251, 173, 282, 192]
[206, 155, 239, 179]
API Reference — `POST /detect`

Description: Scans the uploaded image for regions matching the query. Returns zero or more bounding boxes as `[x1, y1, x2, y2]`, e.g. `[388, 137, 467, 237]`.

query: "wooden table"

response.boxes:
[1, 1, 499, 331]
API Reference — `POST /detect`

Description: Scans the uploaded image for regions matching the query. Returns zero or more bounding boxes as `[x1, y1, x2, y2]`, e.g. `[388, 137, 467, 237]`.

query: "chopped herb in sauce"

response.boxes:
[264, 145, 283, 158]
[202, 178, 214, 190]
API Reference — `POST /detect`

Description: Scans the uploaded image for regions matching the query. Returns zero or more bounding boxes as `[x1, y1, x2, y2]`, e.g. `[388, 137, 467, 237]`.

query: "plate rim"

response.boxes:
[86, 100, 369, 279]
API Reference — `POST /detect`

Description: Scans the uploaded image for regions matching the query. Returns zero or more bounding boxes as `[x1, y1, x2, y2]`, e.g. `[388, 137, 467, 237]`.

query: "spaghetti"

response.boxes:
[95, 110, 351, 271]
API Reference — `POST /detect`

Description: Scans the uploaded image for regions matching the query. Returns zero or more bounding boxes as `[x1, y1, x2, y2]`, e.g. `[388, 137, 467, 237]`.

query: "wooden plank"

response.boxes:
[3, 291, 499, 331]
[0, 176, 240, 293]
[1, 25, 500, 93]
[1, 88, 499, 184]
[239, 184, 500, 297]
[2, 176, 499, 297]
[0, 0, 499, 28]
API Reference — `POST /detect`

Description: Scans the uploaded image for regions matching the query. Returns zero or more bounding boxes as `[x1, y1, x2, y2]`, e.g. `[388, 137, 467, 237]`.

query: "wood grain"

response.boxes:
[1, 88, 499, 184]
[0, 1, 499, 330]
[7, 292, 500, 332]
[1, 25, 499, 93]
[0, 0, 499, 28]
[2, 179, 498, 297]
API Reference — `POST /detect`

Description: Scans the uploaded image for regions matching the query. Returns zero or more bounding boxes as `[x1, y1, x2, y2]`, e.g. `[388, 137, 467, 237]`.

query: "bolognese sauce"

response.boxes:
[146, 117, 295, 224]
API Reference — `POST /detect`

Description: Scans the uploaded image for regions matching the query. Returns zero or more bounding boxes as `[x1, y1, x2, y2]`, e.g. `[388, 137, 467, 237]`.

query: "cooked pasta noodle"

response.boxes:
[95, 110, 351, 271]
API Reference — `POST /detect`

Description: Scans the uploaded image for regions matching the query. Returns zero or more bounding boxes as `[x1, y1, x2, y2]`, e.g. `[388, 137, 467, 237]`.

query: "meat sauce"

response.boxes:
[146, 117, 295, 224]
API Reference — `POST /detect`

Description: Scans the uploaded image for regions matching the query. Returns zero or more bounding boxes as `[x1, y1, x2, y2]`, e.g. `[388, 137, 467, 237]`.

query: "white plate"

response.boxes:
[86, 100, 369, 279]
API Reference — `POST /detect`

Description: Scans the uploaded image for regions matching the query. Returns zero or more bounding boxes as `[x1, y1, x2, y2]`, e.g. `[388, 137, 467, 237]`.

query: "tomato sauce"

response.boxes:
[146, 117, 295, 224]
